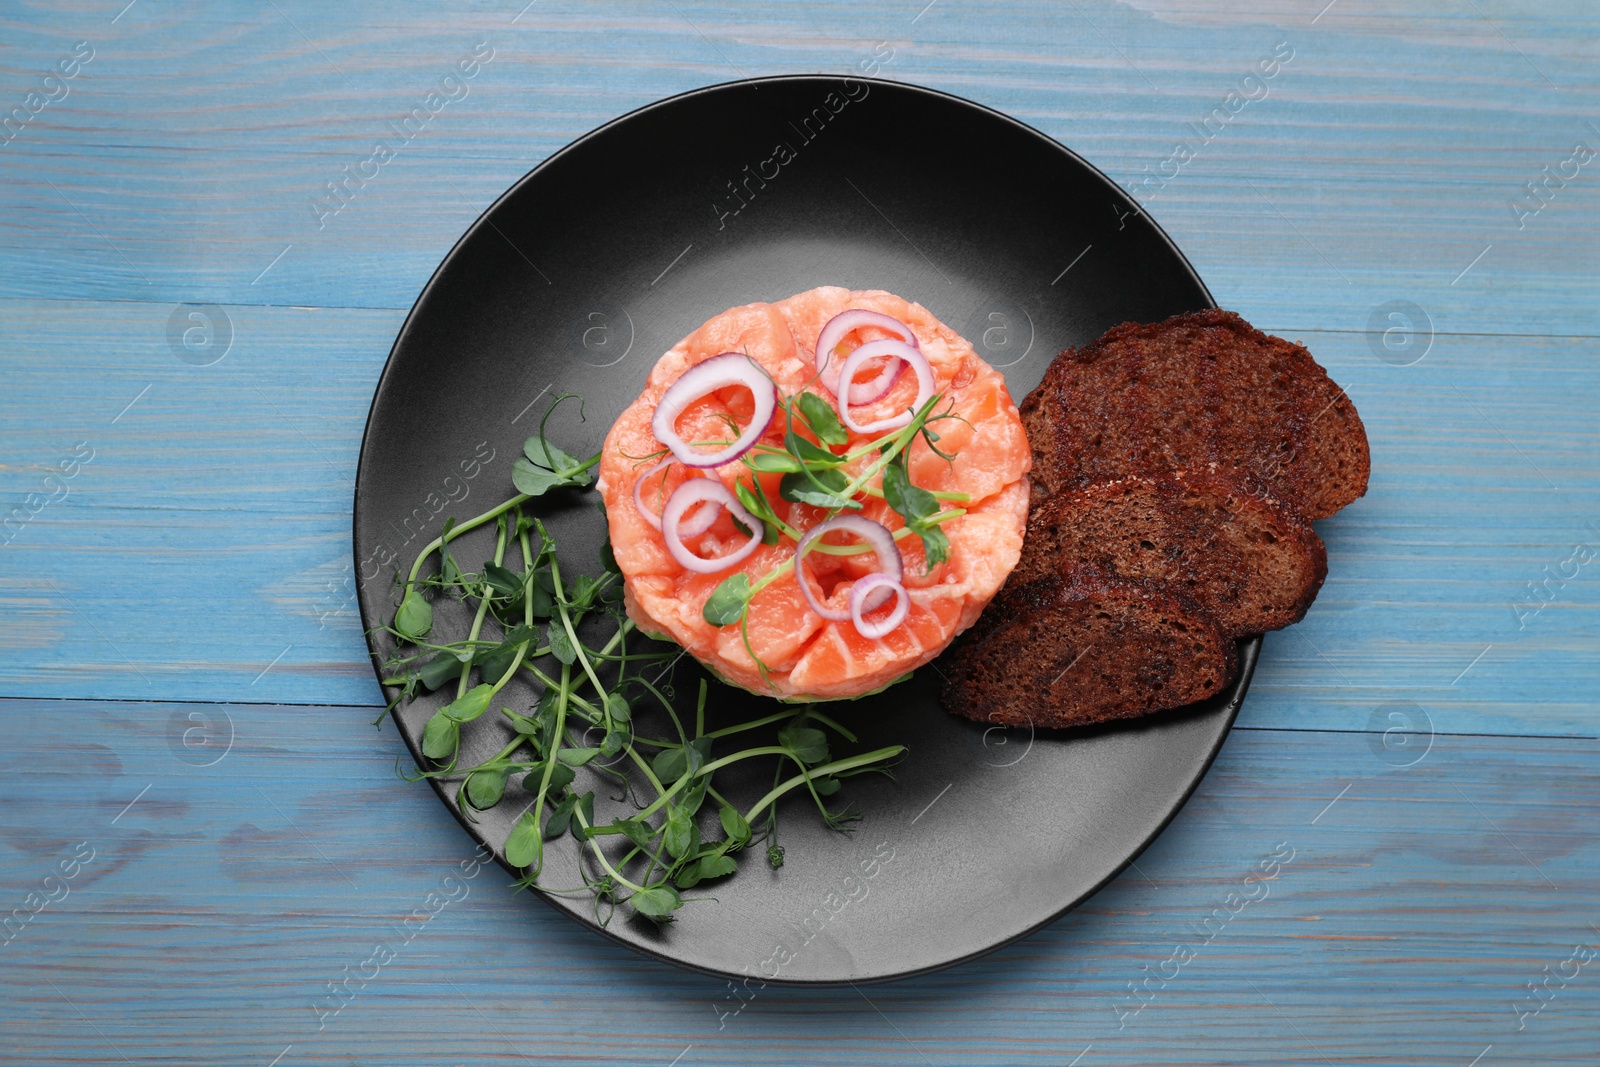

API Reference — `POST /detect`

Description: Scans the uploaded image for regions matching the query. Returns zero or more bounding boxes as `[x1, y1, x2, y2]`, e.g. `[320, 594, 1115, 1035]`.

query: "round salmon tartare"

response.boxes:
[595, 287, 1031, 700]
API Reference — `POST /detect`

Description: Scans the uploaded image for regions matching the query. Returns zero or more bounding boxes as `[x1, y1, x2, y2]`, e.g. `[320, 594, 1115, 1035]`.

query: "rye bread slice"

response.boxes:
[1013, 468, 1328, 637]
[1021, 309, 1369, 520]
[941, 564, 1237, 729]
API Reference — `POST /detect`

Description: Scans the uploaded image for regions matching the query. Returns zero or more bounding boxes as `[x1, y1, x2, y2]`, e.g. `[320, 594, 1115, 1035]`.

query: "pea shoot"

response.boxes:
[699, 383, 971, 679]
[373, 394, 905, 922]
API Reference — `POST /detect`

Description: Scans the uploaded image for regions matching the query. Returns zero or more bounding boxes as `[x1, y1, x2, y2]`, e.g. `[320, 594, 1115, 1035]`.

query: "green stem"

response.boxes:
[743, 746, 904, 824]
[405, 493, 531, 591]
[570, 805, 648, 893]
[548, 551, 614, 731]
[858, 483, 969, 503]
[529, 661, 572, 845]
[704, 709, 796, 740]
[834, 396, 942, 503]
[455, 517, 509, 700]
[626, 746, 668, 801]
[632, 745, 792, 824]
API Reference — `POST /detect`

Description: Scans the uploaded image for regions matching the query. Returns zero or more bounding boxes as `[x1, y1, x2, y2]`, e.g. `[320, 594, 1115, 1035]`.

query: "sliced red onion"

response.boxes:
[840, 348, 908, 406]
[632, 459, 718, 536]
[794, 515, 904, 623]
[652, 352, 778, 469]
[836, 339, 936, 434]
[850, 573, 909, 639]
[661, 478, 764, 574]
[813, 310, 917, 397]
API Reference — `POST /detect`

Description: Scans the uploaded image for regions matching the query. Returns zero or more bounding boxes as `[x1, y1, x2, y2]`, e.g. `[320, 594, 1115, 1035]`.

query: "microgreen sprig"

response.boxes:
[701, 387, 969, 680]
[373, 395, 905, 922]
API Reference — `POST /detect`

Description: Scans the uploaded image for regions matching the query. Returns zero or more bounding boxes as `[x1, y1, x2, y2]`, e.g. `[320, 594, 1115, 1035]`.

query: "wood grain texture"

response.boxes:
[1, 0, 1597, 1062]
[1, 699, 1595, 1066]
[0, 1, 1596, 333]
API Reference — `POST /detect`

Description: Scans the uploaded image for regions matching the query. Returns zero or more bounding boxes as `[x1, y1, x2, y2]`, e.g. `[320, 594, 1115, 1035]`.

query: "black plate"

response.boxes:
[354, 75, 1253, 985]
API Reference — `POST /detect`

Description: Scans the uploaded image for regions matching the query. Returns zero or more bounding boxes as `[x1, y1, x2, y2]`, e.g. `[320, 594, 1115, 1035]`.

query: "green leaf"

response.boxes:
[558, 747, 600, 766]
[500, 623, 540, 645]
[678, 853, 738, 888]
[526, 761, 576, 795]
[599, 727, 629, 758]
[442, 683, 494, 723]
[745, 450, 802, 473]
[785, 427, 844, 468]
[629, 885, 682, 919]
[526, 572, 555, 619]
[719, 804, 752, 844]
[743, 475, 784, 546]
[734, 481, 770, 522]
[571, 791, 595, 840]
[570, 573, 601, 610]
[544, 620, 577, 664]
[476, 642, 519, 686]
[680, 776, 711, 819]
[651, 738, 710, 784]
[881, 461, 950, 569]
[779, 724, 829, 765]
[616, 817, 656, 849]
[811, 775, 841, 796]
[663, 805, 696, 859]
[881, 460, 938, 523]
[685, 736, 713, 774]
[504, 709, 541, 740]
[604, 691, 632, 725]
[701, 572, 750, 626]
[394, 590, 432, 640]
[418, 650, 466, 691]
[536, 685, 560, 722]
[513, 424, 592, 498]
[651, 746, 687, 783]
[542, 795, 577, 839]
[505, 811, 543, 870]
[511, 456, 575, 497]
[421, 710, 459, 760]
[700, 853, 738, 879]
[464, 766, 509, 809]
[797, 391, 849, 446]
[599, 541, 620, 574]
[522, 433, 585, 480]
[779, 467, 857, 509]
[482, 562, 525, 600]
[914, 523, 950, 570]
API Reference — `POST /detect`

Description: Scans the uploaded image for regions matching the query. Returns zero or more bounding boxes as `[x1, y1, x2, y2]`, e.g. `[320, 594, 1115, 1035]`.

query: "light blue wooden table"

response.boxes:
[3, 1, 1597, 1063]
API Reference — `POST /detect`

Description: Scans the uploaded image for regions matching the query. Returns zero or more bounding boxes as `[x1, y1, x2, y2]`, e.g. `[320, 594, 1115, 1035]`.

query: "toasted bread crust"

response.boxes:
[941, 564, 1237, 729]
[943, 309, 1367, 731]
[1021, 308, 1370, 520]
[1015, 467, 1328, 638]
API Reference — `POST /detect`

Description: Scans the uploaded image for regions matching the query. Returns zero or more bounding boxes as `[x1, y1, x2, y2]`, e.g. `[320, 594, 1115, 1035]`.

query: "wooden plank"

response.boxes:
[3, 300, 1596, 736]
[0, 2, 1595, 335]
[0, 1, 1596, 1064]
[1, 699, 1594, 1064]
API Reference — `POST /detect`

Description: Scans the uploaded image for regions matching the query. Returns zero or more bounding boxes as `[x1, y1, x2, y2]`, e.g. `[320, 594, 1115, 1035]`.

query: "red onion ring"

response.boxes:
[850, 573, 909, 639]
[632, 459, 718, 536]
[652, 352, 778, 469]
[661, 478, 764, 574]
[836, 339, 936, 434]
[813, 310, 917, 398]
[794, 515, 904, 623]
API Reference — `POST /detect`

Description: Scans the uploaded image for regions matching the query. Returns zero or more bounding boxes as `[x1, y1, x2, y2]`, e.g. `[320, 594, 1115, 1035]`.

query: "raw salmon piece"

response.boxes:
[597, 288, 1031, 700]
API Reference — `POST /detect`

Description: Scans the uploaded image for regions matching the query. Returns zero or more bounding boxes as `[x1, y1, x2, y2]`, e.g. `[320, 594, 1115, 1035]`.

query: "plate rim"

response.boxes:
[352, 72, 1249, 986]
